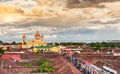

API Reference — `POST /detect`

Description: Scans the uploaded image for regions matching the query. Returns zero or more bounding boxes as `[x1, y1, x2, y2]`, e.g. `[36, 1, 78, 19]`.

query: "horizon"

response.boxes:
[1, 39, 120, 43]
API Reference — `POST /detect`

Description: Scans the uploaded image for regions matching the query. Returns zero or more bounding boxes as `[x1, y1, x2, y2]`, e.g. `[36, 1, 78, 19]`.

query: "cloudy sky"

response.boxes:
[0, 0, 120, 42]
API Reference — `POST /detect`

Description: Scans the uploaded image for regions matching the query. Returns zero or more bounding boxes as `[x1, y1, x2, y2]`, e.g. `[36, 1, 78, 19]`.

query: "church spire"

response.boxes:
[22, 33, 26, 45]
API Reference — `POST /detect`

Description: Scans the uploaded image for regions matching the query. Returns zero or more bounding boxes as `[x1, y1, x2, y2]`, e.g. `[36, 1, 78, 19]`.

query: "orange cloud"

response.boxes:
[0, 5, 24, 15]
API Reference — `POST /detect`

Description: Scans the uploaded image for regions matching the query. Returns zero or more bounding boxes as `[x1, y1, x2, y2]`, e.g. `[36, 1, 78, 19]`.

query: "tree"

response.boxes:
[0, 40, 3, 44]
[55, 42, 59, 46]
[93, 47, 100, 51]
[31, 58, 55, 73]
[24, 63, 32, 67]
[0, 48, 4, 54]
[37, 61, 55, 72]
[11, 41, 16, 45]
[36, 58, 49, 66]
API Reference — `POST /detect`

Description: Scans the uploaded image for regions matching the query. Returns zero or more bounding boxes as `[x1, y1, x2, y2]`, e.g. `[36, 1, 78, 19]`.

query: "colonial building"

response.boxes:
[22, 31, 60, 53]
[22, 31, 47, 48]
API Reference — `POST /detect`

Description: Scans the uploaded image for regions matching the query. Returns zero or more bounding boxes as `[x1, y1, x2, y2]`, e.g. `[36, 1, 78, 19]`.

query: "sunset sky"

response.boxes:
[0, 0, 120, 42]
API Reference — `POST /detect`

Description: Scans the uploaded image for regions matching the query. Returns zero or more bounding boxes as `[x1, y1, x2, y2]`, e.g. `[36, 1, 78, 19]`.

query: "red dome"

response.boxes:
[23, 34, 26, 38]
[35, 34, 40, 37]
[35, 31, 40, 38]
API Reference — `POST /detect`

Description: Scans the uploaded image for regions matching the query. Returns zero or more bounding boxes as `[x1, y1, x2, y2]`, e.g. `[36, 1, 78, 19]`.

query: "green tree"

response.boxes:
[31, 58, 55, 73]
[93, 47, 100, 51]
[24, 63, 32, 67]
[0, 48, 4, 54]
[55, 42, 59, 46]
[11, 41, 16, 45]
[0, 40, 3, 44]
[37, 61, 55, 73]
[36, 58, 49, 65]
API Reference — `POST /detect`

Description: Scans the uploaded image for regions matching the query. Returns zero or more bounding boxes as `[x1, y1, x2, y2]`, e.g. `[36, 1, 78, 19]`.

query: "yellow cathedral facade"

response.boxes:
[22, 31, 47, 48]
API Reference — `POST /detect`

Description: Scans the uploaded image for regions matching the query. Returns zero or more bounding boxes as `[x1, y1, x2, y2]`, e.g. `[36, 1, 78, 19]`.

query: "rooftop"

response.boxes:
[0, 52, 82, 74]
[74, 53, 120, 72]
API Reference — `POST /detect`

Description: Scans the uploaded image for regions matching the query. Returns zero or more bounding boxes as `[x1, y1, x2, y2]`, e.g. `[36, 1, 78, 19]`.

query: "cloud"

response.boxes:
[0, 1, 120, 42]
[44, 34, 57, 39]
[0, 1, 120, 24]
[89, 18, 120, 24]
[0, 0, 37, 8]
[0, 5, 24, 14]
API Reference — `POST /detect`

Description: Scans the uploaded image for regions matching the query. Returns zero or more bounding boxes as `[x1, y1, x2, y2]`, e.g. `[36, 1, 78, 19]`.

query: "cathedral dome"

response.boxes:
[35, 31, 40, 39]
[23, 34, 26, 38]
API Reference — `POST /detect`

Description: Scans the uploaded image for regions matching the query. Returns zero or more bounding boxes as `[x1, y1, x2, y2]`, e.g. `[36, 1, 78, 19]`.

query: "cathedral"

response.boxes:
[22, 31, 47, 48]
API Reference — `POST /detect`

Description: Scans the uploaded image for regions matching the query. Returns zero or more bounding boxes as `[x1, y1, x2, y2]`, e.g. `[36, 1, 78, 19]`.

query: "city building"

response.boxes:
[22, 31, 60, 53]
[22, 31, 47, 48]
[112, 48, 120, 56]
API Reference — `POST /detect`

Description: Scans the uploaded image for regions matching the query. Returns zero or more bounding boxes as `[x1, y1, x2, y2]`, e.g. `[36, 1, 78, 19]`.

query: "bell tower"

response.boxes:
[22, 34, 26, 46]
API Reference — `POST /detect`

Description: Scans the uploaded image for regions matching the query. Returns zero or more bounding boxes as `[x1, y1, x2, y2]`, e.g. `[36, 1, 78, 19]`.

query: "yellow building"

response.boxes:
[22, 31, 60, 53]
[50, 46, 61, 53]
[22, 31, 47, 48]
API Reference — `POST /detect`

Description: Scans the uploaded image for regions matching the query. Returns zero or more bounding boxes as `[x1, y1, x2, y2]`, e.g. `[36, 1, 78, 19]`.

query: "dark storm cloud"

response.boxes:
[55, 28, 98, 35]
[12, 17, 84, 29]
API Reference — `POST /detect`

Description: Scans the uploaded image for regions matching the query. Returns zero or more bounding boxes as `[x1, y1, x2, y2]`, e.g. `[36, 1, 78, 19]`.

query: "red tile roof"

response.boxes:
[84, 60, 91, 64]
[11, 55, 21, 60]
[0, 67, 8, 74]
[1, 54, 20, 60]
